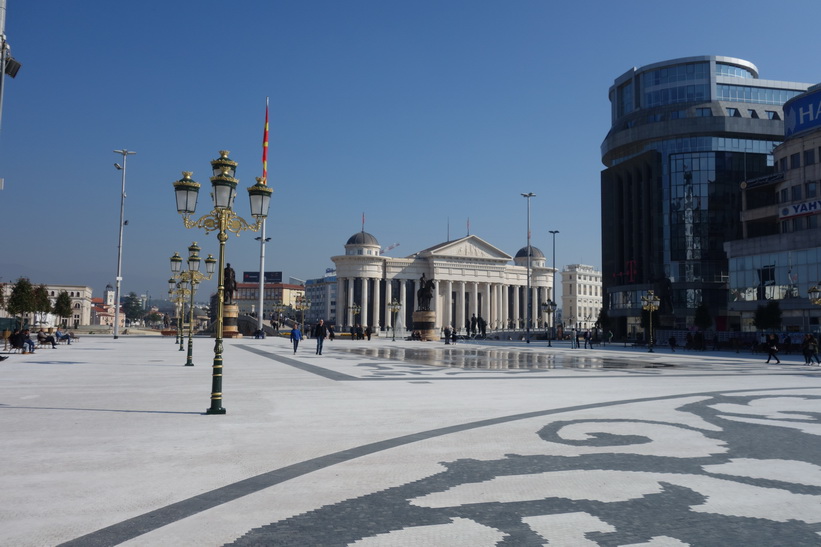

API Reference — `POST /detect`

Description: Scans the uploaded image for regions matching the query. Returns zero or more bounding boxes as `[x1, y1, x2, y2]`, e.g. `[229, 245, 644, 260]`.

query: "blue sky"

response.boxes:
[1, 0, 819, 303]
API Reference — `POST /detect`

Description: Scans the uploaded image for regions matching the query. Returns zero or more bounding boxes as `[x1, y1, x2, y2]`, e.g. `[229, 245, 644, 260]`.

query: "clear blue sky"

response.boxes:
[1, 0, 819, 302]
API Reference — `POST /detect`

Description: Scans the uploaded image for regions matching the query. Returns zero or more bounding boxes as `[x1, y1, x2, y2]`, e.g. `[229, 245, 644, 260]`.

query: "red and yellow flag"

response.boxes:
[262, 97, 269, 185]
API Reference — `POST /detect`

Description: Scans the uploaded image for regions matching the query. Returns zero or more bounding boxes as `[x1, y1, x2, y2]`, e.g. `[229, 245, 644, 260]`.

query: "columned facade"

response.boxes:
[332, 233, 553, 336]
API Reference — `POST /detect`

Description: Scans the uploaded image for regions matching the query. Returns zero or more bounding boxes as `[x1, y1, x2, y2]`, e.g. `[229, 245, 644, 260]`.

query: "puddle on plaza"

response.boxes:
[337, 346, 666, 370]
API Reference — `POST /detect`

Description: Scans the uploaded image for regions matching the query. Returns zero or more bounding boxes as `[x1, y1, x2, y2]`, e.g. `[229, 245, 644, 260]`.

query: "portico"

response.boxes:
[332, 232, 554, 336]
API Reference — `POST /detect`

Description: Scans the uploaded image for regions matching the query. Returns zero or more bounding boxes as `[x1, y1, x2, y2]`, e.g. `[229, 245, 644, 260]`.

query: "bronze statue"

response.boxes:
[224, 263, 237, 305]
[416, 273, 434, 311]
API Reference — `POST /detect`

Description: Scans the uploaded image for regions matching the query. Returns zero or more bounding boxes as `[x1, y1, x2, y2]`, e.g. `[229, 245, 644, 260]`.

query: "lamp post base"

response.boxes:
[206, 406, 226, 415]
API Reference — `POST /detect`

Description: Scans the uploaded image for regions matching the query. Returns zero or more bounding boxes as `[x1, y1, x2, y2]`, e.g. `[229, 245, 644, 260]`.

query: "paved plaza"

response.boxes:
[3, 334, 821, 546]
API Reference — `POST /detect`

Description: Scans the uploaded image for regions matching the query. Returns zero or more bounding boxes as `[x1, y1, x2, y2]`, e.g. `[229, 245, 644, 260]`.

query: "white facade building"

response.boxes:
[332, 232, 555, 334]
[561, 264, 602, 330]
[0, 283, 93, 328]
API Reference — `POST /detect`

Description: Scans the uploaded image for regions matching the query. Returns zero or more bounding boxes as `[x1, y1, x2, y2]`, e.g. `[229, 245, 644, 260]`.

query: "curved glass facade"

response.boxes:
[716, 63, 755, 79]
[717, 85, 803, 105]
[601, 56, 809, 333]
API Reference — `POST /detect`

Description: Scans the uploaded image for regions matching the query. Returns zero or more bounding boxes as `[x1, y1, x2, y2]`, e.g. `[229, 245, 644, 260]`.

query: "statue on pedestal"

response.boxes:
[416, 273, 434, 311]
[224, 263, 237, 305]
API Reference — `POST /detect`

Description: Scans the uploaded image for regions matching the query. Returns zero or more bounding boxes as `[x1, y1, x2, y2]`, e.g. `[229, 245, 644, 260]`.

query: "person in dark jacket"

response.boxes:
[313, 319, 328, 355]
[765, 333, 780, 364]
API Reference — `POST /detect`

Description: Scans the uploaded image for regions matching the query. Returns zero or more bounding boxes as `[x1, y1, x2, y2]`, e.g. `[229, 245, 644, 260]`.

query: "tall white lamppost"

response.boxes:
[113, 149, 135, 339]
[521, 192, 535, 343]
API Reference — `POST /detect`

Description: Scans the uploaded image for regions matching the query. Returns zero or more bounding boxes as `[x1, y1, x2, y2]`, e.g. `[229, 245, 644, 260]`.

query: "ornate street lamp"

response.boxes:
[272, 301, 286, 332]
[172, 151, 272, 415]
[350, 303, 361, 331]
[294, 295, 311, 329]
[170, 242, 216, 366]
[809, 285, 821, 305]
[641, 290, 661, 353]
[388, 299, 401, 341]
[168, 279, 185, 348]
[542, 299, 557, 347]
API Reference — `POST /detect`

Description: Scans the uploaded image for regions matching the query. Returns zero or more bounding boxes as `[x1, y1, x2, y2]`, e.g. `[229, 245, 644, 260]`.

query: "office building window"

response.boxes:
[805, 149, 815, 166]
[807, 181, 817, 198]
[791, 153, 801, 169]
[727, 107, 741, 117]
[747, 109, 759, 119]
[766, 111, 781, 120]
[792, 185, 802, 201]
[696, 107, 712, 117]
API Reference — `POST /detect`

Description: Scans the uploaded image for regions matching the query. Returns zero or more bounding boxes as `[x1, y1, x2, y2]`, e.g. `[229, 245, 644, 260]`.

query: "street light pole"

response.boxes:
[521, 193, 535, 343]
[172, 151, 272, 415]
[388, 299, 401, 341]
[549, 229, 559, 346]
[113, 149, 135, 339]
[642, 290, 660, 353]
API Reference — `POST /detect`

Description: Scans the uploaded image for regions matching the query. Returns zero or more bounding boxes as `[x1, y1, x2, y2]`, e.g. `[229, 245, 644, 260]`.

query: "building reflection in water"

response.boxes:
[338, 346, 656, 370]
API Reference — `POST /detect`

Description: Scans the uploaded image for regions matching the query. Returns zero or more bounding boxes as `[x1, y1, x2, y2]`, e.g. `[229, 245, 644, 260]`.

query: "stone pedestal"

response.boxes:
[412, 310, 439, 341]
[221, 304, 243, 338]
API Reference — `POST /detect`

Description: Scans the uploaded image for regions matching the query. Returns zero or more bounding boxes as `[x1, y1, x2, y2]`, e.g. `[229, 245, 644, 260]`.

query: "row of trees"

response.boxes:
[1, 277, 73, 327]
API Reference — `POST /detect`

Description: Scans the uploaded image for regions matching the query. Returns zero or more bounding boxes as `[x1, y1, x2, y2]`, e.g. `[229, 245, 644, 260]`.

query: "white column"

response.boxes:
[347, 278, 354, 326]
[373, 278, 381, 332]
[470, 281, 479, 317]
[498, 283, 505, 330]
[444, 280, 452, 328]
[399, 280, 407, 332]
[513, 285, 520, 329]
[336, 277, 344, 325]
[481, 283, 490, 325]
[455, 281, 465, 333]
[385, 279, 393, 328]
[361, 278, 370, 328]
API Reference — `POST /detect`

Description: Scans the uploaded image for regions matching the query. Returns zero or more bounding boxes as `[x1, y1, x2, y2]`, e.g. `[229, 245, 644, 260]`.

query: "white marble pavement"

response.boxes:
[2, 335, 820, 546]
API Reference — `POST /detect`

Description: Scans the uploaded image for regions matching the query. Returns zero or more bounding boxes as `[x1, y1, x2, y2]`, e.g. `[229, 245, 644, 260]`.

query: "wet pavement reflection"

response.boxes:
[336, 345, 671, 370]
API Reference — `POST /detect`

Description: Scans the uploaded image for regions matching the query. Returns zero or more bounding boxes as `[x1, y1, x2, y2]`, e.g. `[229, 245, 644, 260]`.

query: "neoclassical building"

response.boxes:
[332, 231, 554, 334]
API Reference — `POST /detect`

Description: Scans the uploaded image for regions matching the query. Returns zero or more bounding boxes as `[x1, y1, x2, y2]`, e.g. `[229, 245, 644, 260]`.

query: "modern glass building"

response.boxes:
[725, 83, 821, 333]
[600, 56, 810, 335]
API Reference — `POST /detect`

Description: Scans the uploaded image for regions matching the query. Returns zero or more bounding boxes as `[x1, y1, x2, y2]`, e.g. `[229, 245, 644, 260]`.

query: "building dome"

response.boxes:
[346, 231, 380, 246]
[515, 245, 545, 259]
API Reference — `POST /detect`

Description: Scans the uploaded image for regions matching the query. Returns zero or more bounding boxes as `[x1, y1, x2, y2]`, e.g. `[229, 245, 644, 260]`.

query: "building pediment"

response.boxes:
[418, 235, 512, 262]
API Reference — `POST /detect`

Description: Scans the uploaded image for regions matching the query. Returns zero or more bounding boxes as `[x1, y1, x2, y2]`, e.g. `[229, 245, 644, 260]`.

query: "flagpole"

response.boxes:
[256, 98, 270, 332]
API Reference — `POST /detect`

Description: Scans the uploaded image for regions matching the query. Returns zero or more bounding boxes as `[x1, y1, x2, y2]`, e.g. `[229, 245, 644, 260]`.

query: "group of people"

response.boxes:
[568, 329, 597, 349]
[348, 324, 370, 340]
[5, 327, 72, 356]
[289, 319, 335, 355]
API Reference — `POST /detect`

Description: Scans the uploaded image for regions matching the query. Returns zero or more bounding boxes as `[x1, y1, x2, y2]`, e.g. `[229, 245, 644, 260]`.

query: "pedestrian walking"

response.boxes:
[313, 319, 327, 355]
[810, 334, 821, 364]
[765, 333, 780, 364]
[801, 334, 813, 364]
[290, 323, 302, 354]
[669, 335, 677, 352]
